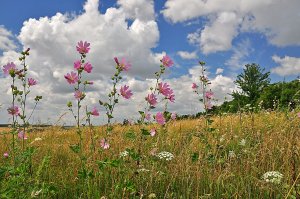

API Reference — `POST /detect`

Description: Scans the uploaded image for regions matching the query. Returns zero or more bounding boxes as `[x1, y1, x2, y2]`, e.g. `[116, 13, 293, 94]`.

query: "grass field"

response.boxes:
[0, 110, 299, 198]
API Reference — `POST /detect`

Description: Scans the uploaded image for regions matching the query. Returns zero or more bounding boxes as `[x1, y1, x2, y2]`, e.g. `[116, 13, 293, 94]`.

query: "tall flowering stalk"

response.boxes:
[98, 57, 132, 149]
[65, 41, 94, 155]
[2, 48, 42, 162]
[136, 55, 176, 166]
[192, 61, 214, 129]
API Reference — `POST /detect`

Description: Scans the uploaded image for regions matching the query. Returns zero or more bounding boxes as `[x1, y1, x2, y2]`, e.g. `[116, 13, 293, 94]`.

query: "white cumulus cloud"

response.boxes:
[271, 55, 300, 76]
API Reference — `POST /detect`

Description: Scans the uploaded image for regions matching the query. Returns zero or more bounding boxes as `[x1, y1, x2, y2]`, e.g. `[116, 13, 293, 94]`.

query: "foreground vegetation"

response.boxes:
[1, 110, 299, 198]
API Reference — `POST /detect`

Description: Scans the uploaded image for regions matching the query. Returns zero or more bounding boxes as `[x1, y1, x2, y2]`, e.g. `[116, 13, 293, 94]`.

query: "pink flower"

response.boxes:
[2, 62, 17, 76]
[91, 107, 99, 116]
[18, 131, 28, 140]
[150, 128, 156, 136]
[145, 113, 151, 121]
[156, 112, 165, 125]
[167, 93, 175, 103]
[158, 82, 173, 97]
[28, 78, 37, 86]
[100, 138, 110, 149]
[171, 113, 176, 120]
[161, 55, 173, 67]
[7, 106, 19, 116]
[120, 85, 133, 99]
[205, 91, 214, 99]
[297, 112, 300, 118]
[64, 71, 79, 84]
[74, 60, 81, 70]
[205, 101, 213, 110]
[83, 62, 93, 73]
[192, 83, 198, 89]
[146, 93, 157, 106]
[115, 57, 131, 71]
[3, 152, 9, 158]
[74, 90, 85, 100]
[76, 41, 90, 54]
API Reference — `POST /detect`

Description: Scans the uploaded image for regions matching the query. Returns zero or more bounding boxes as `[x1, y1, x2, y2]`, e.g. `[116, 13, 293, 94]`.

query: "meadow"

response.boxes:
[0, 111, 299, 198]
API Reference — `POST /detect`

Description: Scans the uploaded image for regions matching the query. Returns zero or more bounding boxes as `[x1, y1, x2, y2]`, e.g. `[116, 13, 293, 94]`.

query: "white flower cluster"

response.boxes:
[228, 150, 236, 158]
[156, 151, 174, 161]
[119, 150, 129, 158]
[262, 171, 283, 184]
[239, 139, 246, 146]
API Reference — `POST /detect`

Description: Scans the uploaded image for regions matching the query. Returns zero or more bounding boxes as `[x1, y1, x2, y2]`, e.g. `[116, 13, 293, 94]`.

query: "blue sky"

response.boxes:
[0, 0, 299, 123]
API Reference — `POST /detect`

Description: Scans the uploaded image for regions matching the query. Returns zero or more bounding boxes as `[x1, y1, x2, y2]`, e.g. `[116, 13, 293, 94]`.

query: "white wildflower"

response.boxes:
[239, 139, 246, 146]
[156, 151, 174, 161]
[228, 150, 236, 158]
[119, 150, 129, 158]
[137, 168, 150, 173]
[262, 171, 283, 184]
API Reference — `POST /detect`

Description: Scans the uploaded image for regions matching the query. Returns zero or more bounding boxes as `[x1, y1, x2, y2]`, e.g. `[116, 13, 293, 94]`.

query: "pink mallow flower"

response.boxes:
[192, 83, 198, 89]
[3, 152, 9, 158]
[158, 82, 173, 97]
[91, 107, 99, 116]
[28, 78, 37, 86]
[205, 101, 213, 110]
[18, 131, 28, 140]
[297, 112, 300, 118]
[74, 90, 85, 100]
[120, 85, 133, 99]
[100, 139, 110, 149]
[76, 41, 90, 54]
[64, 71, 79, 84]
[205, 91, 214, 99]
[161, 55, 174, 67]
[146, 93, 157, 106]
[150, 128, 156, 137]
[156, 112, 165, 125]
[171, 113, 176, 120]
[167, 93, 175, 103]
[74, 60, 81, 70]
[2, 62, 17, 76]
[83, 62, 93, 73]
[7, 106, 19, 116]
[145, 113, 151, 121]
[115, 57, 131, 71]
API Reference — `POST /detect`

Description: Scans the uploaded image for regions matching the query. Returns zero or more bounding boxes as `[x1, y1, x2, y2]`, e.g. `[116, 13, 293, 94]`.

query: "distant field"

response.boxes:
[0, 111, 299, 198]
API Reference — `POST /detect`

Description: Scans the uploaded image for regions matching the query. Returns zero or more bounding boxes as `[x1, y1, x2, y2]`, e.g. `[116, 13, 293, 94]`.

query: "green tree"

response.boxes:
[234, 63, 270, 105]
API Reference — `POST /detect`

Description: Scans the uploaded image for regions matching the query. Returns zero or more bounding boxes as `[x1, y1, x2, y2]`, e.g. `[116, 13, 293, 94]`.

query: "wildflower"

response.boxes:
[150, 128, 156, 136]
[262, 171, 283, 184]
[2, 62, 17, 76]
[74, 90, 85, 100]
[64, 71, 79, 84]
[192, 83, 198, 89]
[158, 82, 172, 97]
[90, 107, 99, 116]
[100, 138, 110, 149]
[146, 93, 157, 106]
[83, 62, 93, 73]
[145, 112, 151, 121]
[76, 41, 90, 54]
[7, 106, 19, 116]
[115, 57, 131, 71]
[161, 55, 173, 67]
[120, 85, 133, 99]
[34, 137, 42, 141]
[297, 112, 300, 118]
[155, 112, 165, 125]
[156, 151, 174, 161]
[18, 130, 28, 140]
[205, 91, 214, 99]
[205, 101, 213, 110]
[167, 93, 175, 102]
[28, 78, 37, 86]
[73, 60, 81, 70]
[3, 152, 9, 158]
[119, 150, 129, 158]
[239, 139, 246, 146]
[228, 150, 236, 158]
[171, 113, 176, 120]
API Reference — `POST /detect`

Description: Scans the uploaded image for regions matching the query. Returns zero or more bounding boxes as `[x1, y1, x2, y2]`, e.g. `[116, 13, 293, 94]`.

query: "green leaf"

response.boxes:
[69, 144, 80, 153]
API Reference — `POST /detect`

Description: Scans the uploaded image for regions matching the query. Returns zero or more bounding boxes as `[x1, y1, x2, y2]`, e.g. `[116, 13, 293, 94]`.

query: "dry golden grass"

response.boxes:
[0, 110, 299, 198]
